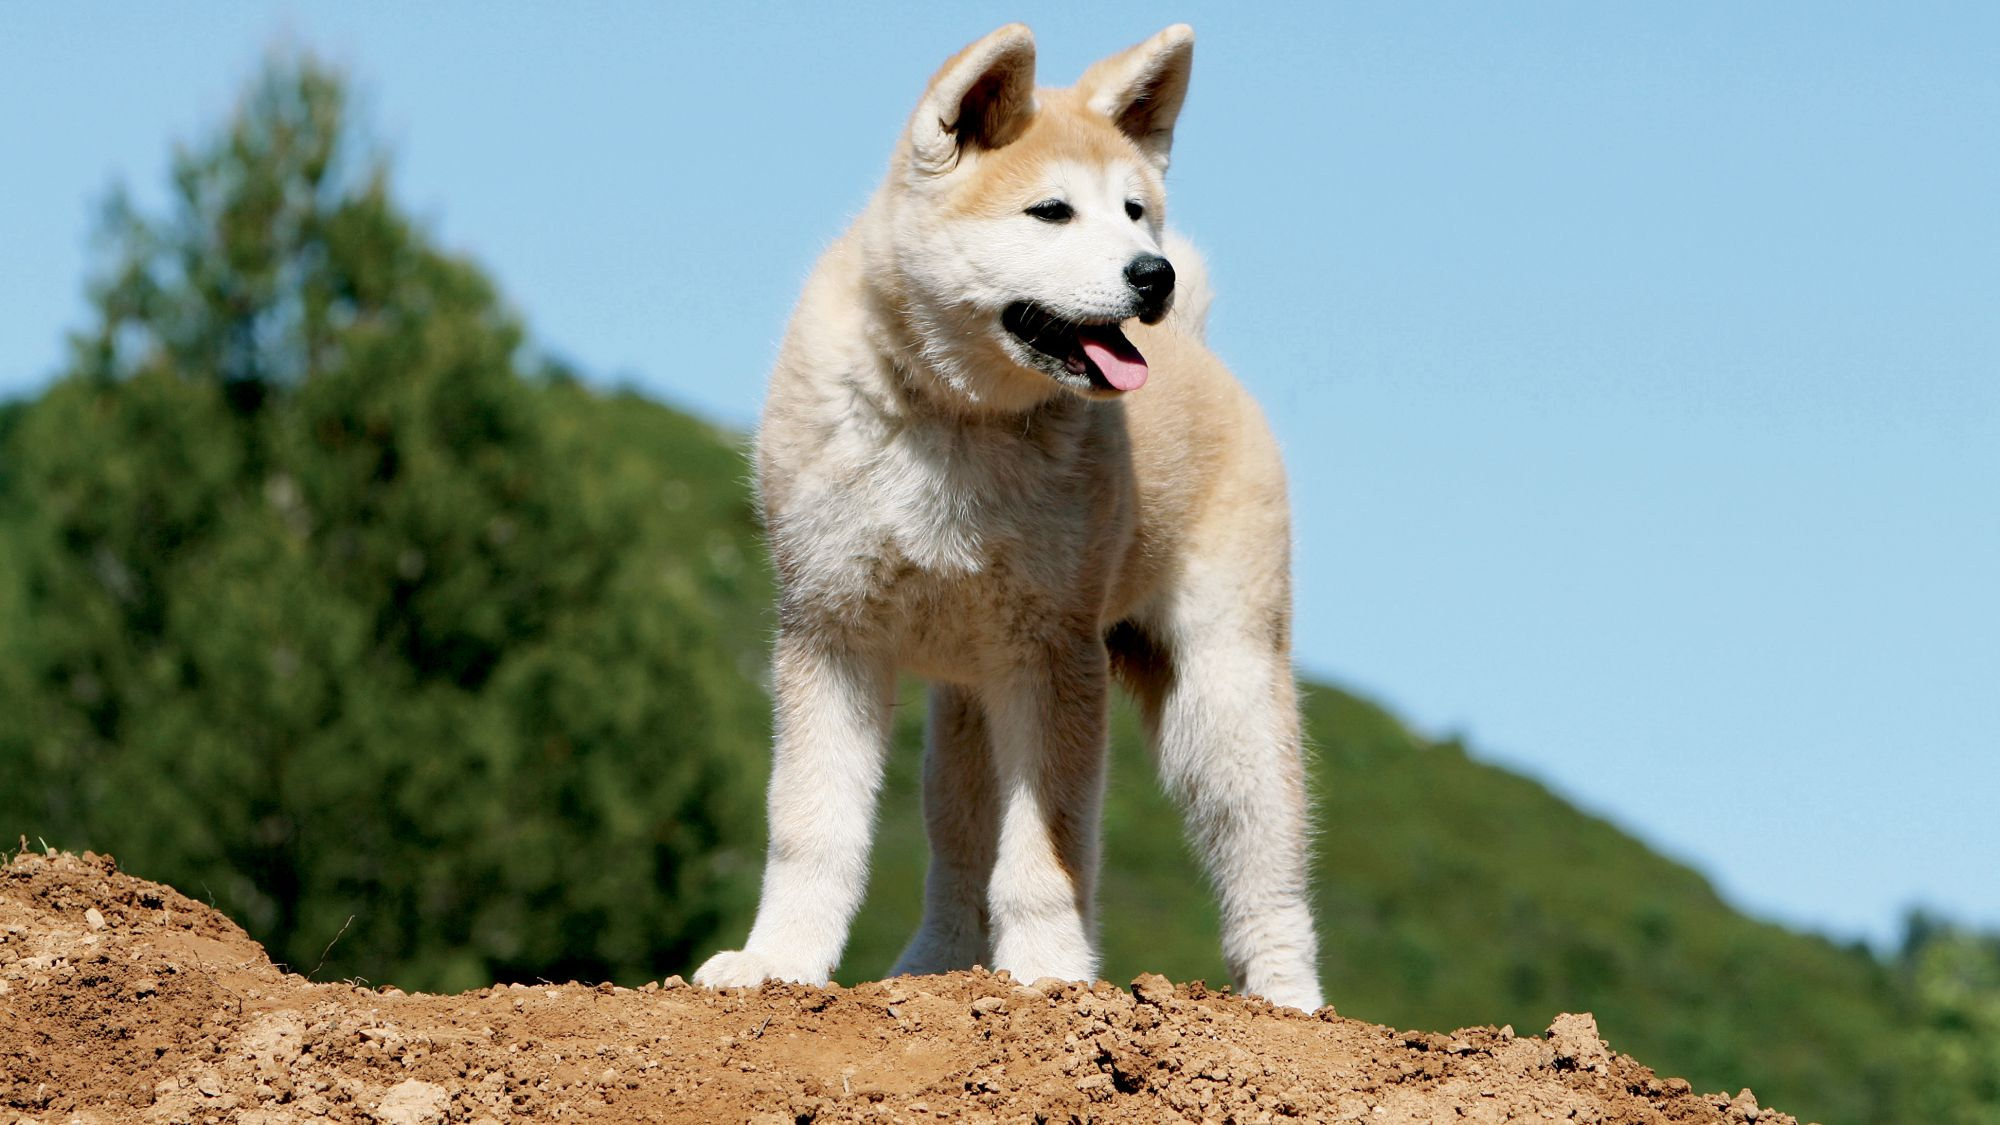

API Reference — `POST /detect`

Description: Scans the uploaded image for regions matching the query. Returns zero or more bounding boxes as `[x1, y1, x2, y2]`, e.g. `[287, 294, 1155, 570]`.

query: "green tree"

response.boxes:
[1900, 916, 2000, 1124]
[0, 58, 770, 991]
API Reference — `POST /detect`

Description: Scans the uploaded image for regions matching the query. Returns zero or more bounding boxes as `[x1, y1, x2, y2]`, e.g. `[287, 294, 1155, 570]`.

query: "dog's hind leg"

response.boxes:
[978, 637, 1112, 984]
[891, 684, 999, 976]
[1133, 568, 1324, 1011]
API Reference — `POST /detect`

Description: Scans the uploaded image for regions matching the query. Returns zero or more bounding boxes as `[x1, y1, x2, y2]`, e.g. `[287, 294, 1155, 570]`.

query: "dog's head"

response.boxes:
[881, 25, 1194, 403]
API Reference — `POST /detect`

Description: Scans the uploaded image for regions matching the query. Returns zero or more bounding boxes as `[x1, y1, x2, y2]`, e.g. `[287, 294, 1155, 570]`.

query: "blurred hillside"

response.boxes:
[2, 59, 1995, 1125]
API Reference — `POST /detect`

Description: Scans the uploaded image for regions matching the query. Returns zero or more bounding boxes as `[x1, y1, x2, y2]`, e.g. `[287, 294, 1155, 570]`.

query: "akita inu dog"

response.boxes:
[693, 23, 1324, 1010]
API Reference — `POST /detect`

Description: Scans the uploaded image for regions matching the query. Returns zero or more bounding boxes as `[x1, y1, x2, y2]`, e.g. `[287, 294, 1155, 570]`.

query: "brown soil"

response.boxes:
[1, 851, 1805, 1125]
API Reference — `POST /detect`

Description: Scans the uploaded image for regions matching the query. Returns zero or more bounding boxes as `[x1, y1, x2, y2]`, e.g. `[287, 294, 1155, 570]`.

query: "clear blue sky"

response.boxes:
[4, 3, 1995, 946]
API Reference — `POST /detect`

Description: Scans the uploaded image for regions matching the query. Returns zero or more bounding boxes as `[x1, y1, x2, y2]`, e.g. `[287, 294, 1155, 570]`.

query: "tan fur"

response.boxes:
[946, 92, 1156, 220]
[694, 24, 1323, 1011]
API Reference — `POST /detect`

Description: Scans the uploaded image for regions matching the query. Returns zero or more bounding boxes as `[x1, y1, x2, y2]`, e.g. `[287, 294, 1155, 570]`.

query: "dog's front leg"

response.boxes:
[978, 638, 1111, 984]
[1154, 628, 1324, 1012]
[693, 633, 892, 988]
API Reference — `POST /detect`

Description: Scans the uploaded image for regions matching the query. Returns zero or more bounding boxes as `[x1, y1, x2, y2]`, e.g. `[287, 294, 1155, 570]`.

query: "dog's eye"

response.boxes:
[1026, 199, 1073, 224]
[1125, 199, 1145, 221]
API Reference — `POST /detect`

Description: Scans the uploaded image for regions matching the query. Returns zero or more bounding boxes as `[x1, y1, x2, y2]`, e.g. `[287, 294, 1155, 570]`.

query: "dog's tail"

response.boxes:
[1162, 228, 1215, 341]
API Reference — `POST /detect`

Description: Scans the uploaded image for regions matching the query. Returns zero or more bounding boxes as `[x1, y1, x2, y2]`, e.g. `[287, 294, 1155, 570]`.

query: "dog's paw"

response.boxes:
[691, 949, 827, 990]
[1244, 976, 1324, 1013]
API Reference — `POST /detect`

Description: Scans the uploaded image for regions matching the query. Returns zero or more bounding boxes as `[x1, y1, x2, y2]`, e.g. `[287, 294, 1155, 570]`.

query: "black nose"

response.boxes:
[1125, 254, 1175, 302]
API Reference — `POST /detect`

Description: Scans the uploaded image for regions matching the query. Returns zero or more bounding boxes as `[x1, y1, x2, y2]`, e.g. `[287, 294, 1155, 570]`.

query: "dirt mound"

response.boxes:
[1, 851, 1804, 1124]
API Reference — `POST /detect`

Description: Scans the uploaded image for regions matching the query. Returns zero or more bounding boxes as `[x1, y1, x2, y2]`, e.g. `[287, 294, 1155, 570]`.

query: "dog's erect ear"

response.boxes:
[1077, 24, 1194, 172]
[908, 24, 1038, 175]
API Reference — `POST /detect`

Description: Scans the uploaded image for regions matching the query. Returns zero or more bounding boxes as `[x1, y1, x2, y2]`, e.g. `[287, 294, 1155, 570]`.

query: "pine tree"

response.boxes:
[0, 58, 769, 990]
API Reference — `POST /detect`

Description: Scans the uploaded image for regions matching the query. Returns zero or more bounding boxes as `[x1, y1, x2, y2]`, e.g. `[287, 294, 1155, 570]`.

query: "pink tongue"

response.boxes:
[1078, 326, 1149, 391]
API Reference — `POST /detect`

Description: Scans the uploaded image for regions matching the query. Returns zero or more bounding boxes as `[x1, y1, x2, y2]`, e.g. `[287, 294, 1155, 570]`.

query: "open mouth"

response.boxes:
[1000, 303, 1150, 393]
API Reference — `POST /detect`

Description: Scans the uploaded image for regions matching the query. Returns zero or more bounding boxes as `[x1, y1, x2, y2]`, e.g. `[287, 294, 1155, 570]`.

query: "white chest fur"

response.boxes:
[875, 422, 1010, 577]
[766, 397, 1117, 678]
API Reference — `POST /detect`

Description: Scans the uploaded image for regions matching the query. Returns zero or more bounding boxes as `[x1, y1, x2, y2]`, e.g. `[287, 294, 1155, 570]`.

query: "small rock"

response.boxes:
[1130, 973, 1175, 1006]
[374, 1079, 450, 1125]
[661, 974, 687, 990]
[1027, 976, 1070, 998]
[1545, 1012, 1612, 1074]
[971, 996, 1006, 1016]
[84, 908, 106, 931]
[1075, 1072, 1114, 1101]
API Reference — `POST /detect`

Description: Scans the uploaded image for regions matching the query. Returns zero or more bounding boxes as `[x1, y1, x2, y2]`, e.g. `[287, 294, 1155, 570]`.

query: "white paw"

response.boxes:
[691, 949, 828, 990]
[1243, 975, 1324, 1012]
[989, 936, 1096, 987]
[987, 890, 1096, 985]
